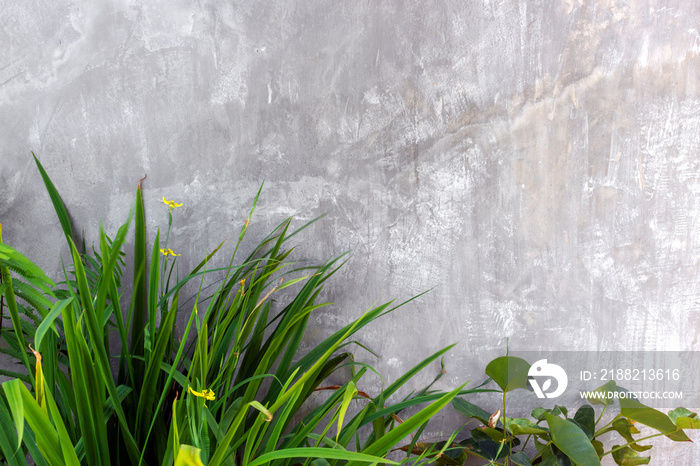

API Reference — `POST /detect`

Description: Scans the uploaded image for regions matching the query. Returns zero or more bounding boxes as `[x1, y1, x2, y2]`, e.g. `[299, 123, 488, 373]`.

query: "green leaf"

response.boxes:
[33, 153, 74, 244]
[619, 398, 690, 442]
[536, 454, 558, 465]
[336, 381, 357, 441]
[246, 447, 398, 466]
[34, 298, 73, 351]
[2, 380, 64, 465]
[352, 384, 466, 463]
[609, 418, 652, 452]
[146, 229, 161, 350]
[591, 440, 604, 457]
[668, 407, 696, 423]
[485, 356, 530, 392]
[584, 380, 620, 407]
[129, 178, 147, 372]
[551, 444, 575, 465]
[0, 254, 35, 386]
[174, 444, 205, 466]
[44, 385, 81, 466]
[573, 405, 595, 437]
[66, 238, 141, 464]
[532, 406, 567, 421]
[675, 417, 700, 429]
[510, 451, 533, 465]
[611, 445, 651, 465]
[0, 394, 27, 466]
[2, 381, 24, 450]
[669, 408, 700, 429]
[264, 385, 302, 454]
[545, 413, 601, 466]
[60, 303, 108, 466]
[463, 430, 507, 461]
[532, 407, 547, 420]
[505, 417, 549, 435]
[567, 406, 594, 440]
[433, 439, 466, 466]
[135, 293, 179, 442]
[475, 426, 514, 444]
[452, 397, 492, 424]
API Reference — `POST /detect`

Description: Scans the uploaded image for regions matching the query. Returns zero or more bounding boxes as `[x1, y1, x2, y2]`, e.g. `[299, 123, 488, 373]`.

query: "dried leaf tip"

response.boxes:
[28, 344, 41, 362]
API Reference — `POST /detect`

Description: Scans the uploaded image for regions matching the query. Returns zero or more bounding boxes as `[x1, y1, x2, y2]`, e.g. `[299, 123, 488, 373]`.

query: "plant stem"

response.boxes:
[502, 390, 512, 459]
[160, 220, 172, 293]
[595, 404, 608, 426]
[593, 413, 622, 437]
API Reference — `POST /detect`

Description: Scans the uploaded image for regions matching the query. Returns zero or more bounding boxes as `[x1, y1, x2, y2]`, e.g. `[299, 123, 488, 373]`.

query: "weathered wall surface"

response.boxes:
[3, 0, 700, 462]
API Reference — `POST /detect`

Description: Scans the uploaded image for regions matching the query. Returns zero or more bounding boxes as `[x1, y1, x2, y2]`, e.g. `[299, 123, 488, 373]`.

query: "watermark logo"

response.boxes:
[528, 359, 568, 399]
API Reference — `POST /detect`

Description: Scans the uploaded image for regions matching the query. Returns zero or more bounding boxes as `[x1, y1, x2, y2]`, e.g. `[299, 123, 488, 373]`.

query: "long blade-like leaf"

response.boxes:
[32, 153, 74, 244]
[34, 298, 73, 351]
[247, 447, 398, 466]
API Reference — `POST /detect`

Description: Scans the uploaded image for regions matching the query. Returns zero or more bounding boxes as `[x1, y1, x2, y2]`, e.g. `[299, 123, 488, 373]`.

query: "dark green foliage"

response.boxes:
[0, 156, 477, 466]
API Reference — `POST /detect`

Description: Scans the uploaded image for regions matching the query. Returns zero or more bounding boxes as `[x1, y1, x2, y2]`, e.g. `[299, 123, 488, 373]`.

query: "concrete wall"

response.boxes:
[2, 0, 700, 462]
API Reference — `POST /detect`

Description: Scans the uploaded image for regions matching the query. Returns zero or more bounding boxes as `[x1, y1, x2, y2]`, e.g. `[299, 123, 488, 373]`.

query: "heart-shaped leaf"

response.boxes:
[485, 356, 531, 392]
[668, 407, 696, 423]
[545, 413, 601, 466]
[669, 408, 700, 429]
[584, 380, 621, 406]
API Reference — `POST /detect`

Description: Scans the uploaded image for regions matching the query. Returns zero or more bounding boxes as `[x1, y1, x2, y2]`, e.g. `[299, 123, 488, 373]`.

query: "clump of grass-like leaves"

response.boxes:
[0, 155, 480, 466]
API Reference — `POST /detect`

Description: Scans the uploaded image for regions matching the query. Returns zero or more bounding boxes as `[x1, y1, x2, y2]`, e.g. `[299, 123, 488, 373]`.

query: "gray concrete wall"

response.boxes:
[2, 0, 700, 462]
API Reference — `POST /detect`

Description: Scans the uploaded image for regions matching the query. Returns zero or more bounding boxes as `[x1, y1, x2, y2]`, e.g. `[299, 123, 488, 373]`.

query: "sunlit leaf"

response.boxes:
[174, 444, 205, 466]
[485, 356, 530, 392]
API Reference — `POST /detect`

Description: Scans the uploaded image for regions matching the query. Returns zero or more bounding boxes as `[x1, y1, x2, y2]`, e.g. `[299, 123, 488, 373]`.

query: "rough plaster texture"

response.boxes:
[2, 0, 700, 462]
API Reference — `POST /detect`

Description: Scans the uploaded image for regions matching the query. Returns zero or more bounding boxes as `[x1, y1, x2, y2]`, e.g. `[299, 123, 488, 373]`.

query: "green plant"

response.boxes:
[0, 155, 483, 465]
[434, 356, 699, 465]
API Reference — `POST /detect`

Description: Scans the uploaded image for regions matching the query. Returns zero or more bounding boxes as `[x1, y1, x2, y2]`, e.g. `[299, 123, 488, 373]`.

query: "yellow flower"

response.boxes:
[160, 248, 181, 257]
[188, 386, 215, 406]
[162, 196, 183, 210]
